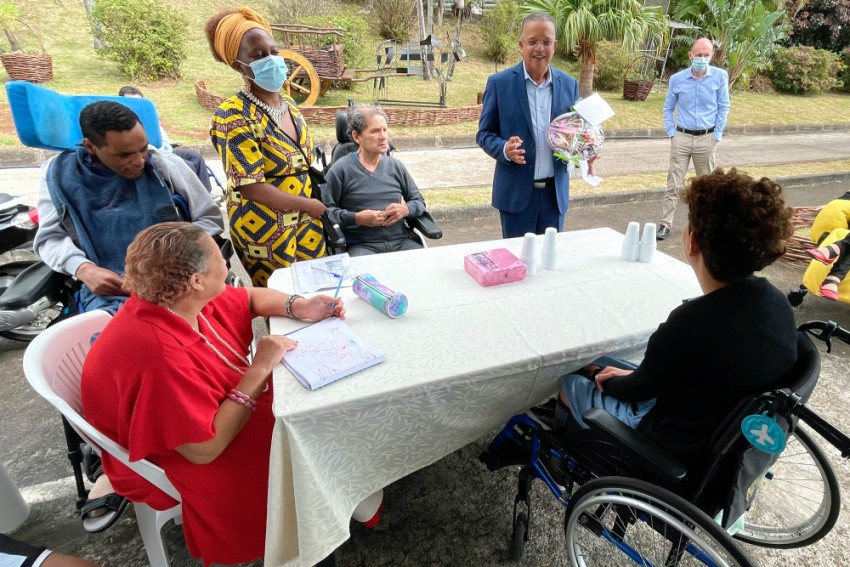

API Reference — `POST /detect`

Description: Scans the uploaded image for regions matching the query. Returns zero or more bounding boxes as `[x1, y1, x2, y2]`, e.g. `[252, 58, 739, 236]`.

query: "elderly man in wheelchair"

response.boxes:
[482, 169, 850, 565]
[319, 103, 438, 256]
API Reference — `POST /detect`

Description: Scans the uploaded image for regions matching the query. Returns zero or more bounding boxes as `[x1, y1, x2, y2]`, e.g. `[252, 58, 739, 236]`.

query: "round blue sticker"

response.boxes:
[741, 413, 787, 455]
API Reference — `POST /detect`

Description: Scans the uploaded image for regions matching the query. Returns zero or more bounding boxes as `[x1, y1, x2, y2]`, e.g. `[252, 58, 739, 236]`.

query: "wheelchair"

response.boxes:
[480, 321, 850, 566]
[311, 104, 443, 255]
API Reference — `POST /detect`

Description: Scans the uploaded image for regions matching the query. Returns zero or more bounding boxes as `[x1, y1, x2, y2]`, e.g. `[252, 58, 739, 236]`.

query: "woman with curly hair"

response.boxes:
[81, 222, 344, 565]
[553, 168, 798, 471]
[205, 7, 327, 287]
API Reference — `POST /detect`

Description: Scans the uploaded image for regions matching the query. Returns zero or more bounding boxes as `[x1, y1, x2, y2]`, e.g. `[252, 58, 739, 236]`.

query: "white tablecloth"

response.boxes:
[264, 228, 701, 566]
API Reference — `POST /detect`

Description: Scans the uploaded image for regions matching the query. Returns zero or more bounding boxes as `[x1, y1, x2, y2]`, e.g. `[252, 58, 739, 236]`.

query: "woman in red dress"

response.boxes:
[81, 222, 344, 565]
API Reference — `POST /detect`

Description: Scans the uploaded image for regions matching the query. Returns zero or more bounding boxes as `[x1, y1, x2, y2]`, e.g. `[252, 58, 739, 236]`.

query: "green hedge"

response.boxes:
[768, 46, 844, 95]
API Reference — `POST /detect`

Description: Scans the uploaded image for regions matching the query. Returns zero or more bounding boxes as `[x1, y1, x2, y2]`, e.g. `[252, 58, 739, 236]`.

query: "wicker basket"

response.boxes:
[0, 21, 53, 83]
[194, 79, 226, 111]
[622, 78, 653, 102]
[622, 56, 654, 102]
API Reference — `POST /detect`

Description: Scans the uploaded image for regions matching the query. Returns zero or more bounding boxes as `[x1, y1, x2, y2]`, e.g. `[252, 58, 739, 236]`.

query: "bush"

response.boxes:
[840, 48, 850, 93]
[593, 41, 634, 91]
[89, 0, 187, 81]
[480, 0, 521, 63]
[373, 0, 416, 43]
[768, 46, 845, 95]
[300, 12, 372, 71]
[266, 0, 336, 24]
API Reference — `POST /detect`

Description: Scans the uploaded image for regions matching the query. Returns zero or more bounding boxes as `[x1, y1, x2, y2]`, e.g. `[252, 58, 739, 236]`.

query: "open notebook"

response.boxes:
[283, 318, 385, 390]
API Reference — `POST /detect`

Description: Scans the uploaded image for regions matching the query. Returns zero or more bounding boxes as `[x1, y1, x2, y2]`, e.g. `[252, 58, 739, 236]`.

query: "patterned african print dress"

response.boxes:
[211, 92, 326, 287]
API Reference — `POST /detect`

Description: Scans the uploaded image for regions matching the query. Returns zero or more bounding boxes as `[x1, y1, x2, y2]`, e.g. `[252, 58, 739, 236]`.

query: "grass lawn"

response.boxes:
[2, 0, 850, 148]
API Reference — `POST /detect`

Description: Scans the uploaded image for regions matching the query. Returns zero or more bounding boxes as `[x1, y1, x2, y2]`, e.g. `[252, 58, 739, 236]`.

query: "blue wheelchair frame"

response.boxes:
[481, 321, 850, 566]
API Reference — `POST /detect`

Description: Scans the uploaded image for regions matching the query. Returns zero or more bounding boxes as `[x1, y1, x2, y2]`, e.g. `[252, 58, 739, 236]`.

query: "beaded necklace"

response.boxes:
[166, 307, 248, 376]
[242, 86, 284, 127]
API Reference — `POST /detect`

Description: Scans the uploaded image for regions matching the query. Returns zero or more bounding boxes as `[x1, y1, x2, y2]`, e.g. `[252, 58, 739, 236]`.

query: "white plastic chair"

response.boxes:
[22, 310, 183, 567]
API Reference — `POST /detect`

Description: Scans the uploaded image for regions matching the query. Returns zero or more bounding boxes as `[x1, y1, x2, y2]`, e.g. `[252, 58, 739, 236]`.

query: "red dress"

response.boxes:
[81, 286, 273, 566]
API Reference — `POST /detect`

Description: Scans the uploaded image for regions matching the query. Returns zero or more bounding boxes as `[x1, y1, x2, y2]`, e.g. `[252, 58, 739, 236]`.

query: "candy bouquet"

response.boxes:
[547, 111, 605, 185]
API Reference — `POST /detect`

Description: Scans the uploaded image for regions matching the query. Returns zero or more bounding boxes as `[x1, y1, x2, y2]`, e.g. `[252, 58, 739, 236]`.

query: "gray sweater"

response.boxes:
[322, 152, 426, 244]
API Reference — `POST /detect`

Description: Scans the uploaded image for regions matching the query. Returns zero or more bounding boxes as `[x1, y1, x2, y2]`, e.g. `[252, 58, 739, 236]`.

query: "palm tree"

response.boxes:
[672, 0, 790, 88]
[522, 0, 668, 97]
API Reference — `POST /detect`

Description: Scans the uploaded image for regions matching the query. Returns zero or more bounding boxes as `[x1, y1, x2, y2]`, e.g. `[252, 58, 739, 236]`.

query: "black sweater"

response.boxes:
[603, 276, 798, 470]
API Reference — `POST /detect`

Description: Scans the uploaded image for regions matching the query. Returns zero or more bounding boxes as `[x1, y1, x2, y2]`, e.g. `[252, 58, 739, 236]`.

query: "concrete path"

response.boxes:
[393, 130, 850, 189]
[1, 130, 849, 204]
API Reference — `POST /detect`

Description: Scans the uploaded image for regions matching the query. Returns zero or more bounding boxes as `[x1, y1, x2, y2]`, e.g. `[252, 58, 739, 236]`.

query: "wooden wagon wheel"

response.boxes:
[280, 49, 320, 107]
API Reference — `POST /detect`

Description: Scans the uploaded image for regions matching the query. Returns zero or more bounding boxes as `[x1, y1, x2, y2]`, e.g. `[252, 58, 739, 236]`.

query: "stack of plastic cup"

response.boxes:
[621, 221, 641, 261]
[639, 223, 657, 262]
[519, 232, 539, 276]
[541, 227, 558, 270]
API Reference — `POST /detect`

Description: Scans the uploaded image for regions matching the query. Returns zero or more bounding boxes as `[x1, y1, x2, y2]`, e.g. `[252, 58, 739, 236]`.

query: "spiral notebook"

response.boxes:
[284, 318, 385, 390]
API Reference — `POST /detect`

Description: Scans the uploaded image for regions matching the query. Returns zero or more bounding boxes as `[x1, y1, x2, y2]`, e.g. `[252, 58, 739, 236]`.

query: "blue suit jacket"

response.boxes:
[476, 63, 579, 214]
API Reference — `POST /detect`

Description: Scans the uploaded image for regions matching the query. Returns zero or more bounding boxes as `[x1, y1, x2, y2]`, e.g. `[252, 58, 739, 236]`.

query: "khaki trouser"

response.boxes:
[661, 132, 718, 228]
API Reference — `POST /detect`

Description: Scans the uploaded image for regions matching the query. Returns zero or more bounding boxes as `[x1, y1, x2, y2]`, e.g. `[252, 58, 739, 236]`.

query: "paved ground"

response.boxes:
[2, 172, 850, 566]
[2, 126, 850, 565]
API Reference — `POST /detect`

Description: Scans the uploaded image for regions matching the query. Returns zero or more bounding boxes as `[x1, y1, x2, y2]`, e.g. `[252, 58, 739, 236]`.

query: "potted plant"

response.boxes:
[0, 0, 53, 83]
[622, 56, 656, 102]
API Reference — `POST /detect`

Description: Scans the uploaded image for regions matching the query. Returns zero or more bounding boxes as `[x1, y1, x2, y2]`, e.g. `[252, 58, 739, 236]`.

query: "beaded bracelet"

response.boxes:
[285, 294, 303, 319]
[226, 393, 255, 411]
[227, 389, 257, 411]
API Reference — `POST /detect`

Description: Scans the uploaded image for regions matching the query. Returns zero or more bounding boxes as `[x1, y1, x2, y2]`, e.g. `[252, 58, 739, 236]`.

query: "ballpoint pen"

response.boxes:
[330, 273, 344, 310]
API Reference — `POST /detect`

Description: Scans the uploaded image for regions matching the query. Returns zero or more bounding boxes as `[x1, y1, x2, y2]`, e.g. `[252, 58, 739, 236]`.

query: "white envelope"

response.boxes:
[574, 93, 615, 126]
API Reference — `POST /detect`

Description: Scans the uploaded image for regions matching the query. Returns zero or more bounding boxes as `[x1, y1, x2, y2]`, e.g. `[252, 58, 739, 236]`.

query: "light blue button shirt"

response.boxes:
[502, 63, 555, 179]
[663, 65, 731, 141]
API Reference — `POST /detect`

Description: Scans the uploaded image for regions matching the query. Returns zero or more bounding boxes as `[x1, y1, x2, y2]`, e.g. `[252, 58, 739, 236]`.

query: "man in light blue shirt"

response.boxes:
[657, 37, 730, 240]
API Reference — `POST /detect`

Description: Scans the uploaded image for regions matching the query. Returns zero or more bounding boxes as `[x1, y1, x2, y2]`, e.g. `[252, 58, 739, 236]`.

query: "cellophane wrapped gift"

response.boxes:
[464, 248, 528, 286]
[547, 111, 605, 181]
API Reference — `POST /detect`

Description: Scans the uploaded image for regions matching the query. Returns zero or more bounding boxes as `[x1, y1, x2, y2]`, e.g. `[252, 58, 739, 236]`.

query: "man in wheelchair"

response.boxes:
[555, 168, 798, 474]
[320, 103, 430, 256]
[33, 100, 224, 315]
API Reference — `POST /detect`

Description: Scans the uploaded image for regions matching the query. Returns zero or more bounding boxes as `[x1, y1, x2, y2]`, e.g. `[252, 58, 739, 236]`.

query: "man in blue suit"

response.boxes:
[477, 12, 579, 238]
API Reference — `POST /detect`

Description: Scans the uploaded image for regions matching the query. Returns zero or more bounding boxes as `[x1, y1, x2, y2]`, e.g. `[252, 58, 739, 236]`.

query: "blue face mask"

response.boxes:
[238, 55, 289, 92]
[691, 56, 710, 72]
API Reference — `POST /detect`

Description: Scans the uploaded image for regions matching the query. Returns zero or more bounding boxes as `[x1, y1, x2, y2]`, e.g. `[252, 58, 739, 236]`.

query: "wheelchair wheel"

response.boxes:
[564, 477, 754, 567]
[734, 425, 840, 548]
[510, 511, 528, 562]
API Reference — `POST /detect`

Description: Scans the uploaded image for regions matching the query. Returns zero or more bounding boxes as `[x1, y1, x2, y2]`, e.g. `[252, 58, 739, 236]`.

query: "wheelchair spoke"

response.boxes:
[734, 427, 839, 548]
[565, 478, 754, 567]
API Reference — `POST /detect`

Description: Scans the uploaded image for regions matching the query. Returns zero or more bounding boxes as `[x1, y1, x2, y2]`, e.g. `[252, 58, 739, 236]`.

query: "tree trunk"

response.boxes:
[437, 0, 443, 27]
[81, 0, 103, 50]
[416, 0, 431, 80]
[578, 59, 595, 98]
[424, 0, 435, 78]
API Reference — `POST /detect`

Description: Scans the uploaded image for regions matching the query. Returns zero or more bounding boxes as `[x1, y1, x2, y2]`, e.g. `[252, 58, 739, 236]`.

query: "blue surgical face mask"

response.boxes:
[691, 56, 710, 72]
[238, 55, 289, 92]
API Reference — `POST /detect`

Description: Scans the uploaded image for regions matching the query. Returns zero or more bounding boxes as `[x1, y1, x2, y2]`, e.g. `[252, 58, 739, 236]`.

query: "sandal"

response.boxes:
[81, 492, 129, 533]
[807, 245, 841, 266]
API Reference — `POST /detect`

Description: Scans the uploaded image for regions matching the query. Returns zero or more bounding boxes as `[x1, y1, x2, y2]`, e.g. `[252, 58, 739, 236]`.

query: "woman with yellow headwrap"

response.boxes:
[206, 7, 327, 287]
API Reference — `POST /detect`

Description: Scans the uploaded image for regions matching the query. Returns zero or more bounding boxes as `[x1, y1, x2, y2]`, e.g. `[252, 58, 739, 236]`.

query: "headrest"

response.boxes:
[5, 81, 163, 151]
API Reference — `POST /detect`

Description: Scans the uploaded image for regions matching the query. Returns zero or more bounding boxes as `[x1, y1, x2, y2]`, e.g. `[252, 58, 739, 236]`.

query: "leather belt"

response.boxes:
[676, 126, 715, 136]
[533, 178, 554, 189]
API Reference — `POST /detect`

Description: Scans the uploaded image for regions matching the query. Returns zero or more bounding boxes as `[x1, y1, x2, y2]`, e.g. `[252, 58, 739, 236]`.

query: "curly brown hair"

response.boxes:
[682, 168, 793, 283]
[204, 10, 238, 63]
[124, 223, 210, 306]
